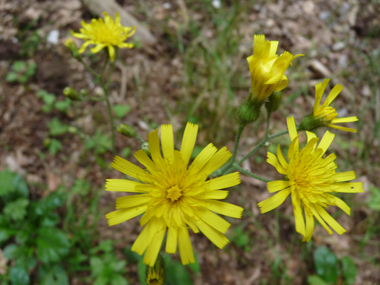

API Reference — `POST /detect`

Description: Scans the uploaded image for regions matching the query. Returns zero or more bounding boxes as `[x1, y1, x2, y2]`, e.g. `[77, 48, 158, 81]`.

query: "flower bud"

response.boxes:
[117, 124, 136, 138]
[79, 89, 89, 97]
[64, 39, 81, 59]
[63, 87, 81, 101]
[265, 91, 282, 114]
[237, 100, 261, 126]
[297, 114, 326, 132]
[141, 142, 151, 157]
[146, 254, 165, 285]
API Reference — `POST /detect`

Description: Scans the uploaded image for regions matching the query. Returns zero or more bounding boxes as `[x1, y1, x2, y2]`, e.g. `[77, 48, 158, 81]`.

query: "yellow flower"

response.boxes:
[72, 12, 135, 61]
[258, 116, 364, 242]
[312, 79, 358, 132]
[105, 122, 243, 266]
[247, 35, 303, 104]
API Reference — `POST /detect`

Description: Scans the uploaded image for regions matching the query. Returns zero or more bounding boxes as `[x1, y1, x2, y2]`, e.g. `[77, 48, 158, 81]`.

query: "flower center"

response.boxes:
[166, 185, 182, 202]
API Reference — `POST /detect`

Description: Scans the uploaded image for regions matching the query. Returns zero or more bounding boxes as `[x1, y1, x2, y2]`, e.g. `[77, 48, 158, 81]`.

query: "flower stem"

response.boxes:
[221, 123, 246, 175]
[232, 163, 272, 182]
[237, 130, 288, 166]
[266, 112, 271, 138]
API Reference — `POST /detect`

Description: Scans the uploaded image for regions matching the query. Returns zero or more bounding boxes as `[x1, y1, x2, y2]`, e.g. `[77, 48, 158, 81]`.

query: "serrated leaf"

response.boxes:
[313, 246, 339, 284]
[47, 118, 68, 136]
[341, 256, 357, 285]
[3, 198, 29, 221]
[54, 99, 71, 113]
[6, 72, 18, 82]
[36, 227, 70, 263]
[0, 169, 17, 196]
[10, 265, 29, 285]
[110, 274, 128, 285]
[368, 186, 380, 211]
[113, 105, 131, 118]
[13, 61, 26, 72]
[48, 139, 62, 155]
[39, 264, 69, 285]
[307, 275, 330, 285]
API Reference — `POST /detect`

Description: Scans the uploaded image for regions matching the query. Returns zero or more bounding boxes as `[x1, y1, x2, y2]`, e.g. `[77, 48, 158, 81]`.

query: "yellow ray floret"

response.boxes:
[247, 34, 303, 103]
[105, 122, 243, 266]
[72, 12, 135, 61]
[312, 79, 358, 132]
[258, 116, 364, 242]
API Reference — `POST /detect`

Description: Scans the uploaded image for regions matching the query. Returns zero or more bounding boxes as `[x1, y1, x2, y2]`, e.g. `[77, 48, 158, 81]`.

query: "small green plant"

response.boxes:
[113, 104, 131, 118]
[308, 246, 357, 285]
[6, 61, 36, 84]
[37, 90, 72, 113]
[368, 186, 380, 211]
[0, 169, 70, 285]
[89, 240, 128, 285]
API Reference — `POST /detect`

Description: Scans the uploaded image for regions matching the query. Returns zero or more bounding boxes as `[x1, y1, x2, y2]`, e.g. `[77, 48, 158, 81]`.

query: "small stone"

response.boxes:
[212, 0, 221, 9]
[163, 2, 171, 9]
[319, 11, 330, 21]
[361, 85, 371, 97]
[47, 30, 59, 44]
[332, 42, 345, 51]
[302, 1, 315, 15]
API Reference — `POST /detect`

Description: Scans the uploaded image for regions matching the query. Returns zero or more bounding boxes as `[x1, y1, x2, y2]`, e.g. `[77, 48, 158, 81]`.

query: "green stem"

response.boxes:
[82, 97, 106, 101]
[80, 59, 99, 78]
[221, 123, 245, 175]
[233, 163, 272, 182]
[135, 133, 145, 143]
[266, 112, 271, 138]
[237, 130, 288, 166]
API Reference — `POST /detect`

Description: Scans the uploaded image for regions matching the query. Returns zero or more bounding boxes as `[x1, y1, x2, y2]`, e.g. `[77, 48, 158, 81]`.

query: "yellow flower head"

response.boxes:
[72, 12, 135, 61]
[312, 79, 358, 132]
[106, 123, 243, 266]
[247, 35, 303, 103]
[258, 116, 363, 242]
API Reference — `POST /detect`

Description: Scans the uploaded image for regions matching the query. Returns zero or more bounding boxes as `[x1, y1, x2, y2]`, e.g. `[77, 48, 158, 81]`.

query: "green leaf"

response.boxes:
[6, 72, 18, 82]
[232, 226, 249, 248]
[39, 264, 69, 285]
[3, 244, 19, 259]
[341, 256, 357, 285]
[54, 99, 71, 113]
[307, 275, 330, 285]
[122, 147, 131, 158]
[90, 256, 105, 276]
[10, 265, 29, 285]
[113, 105, 131, 118]
[37, 90, 56, 106]
[368, 186, 380, 211]
[313, 246, 339, 284]
[47, 118, 68, 136]
[137, 258, 147, 285]
[110, 274, 128, 285]
[13, 61, 26, 72]
[18, 75, 28, 83]
[3, 198, 29, 221]
[0, 169, 17, 196]
[25, 62, 36, 76]
[188, 252, 200, 274]
[48, 139, 62, 155]
[72, 179, 90, 196]
[36, 227, 70, 263]
[164, 254, 193, 285]
[35, 192, 64, 216]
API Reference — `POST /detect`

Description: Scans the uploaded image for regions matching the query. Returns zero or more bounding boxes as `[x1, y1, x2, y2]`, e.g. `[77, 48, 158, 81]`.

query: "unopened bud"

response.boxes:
[63, 87, 81, 101]
[79, 89, 88, 97]
[146, 254, 165, 285]
[141, 142, 151, 157]
[237, 100, 261, 126]
[117, 124, 136, 138]
[68, 126, 77, 134]
[265, 91, 282, 114]
[64, 39, 81, 59]
[298, 114, 324, 131]
[43, 138, 51, 147]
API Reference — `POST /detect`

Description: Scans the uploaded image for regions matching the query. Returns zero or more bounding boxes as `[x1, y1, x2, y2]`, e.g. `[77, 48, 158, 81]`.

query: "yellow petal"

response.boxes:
[267, 152, 286, 174]
[90, 43, 106, 54]
[110, 156, 147, 180]
[188, 143, 217, 175]
[108, 45, 115, 61]
[178, 227, 195, 265]
[333, 171, 356, 182]
[331, 116, 359, 123]
[323, 84, 343, 107]
[258, 188, 290, 213]
[302, 209, 314, 242]
[132, 218, 159, 255]
[267, 180, 290, 193]
[327, 124, 357, 133]
[180, 122, 198, 166]
[205, 200, 243, 218]
[143, 223, 166, 267]
[291, 188, 305, 236]
[203, 190, 229, 200]
[315, 205, 346, 235]
[201, 147, 232, 175]
[197, 209, 231, 233]
[208, 172, 240, 190]
[196, 219, 229, 248]
[276, 145, 288, 169]
[116, 194, 151, 209]
[134, 150, 158, 173]
[317, 131, 335, 156]
[166, 227, 178, 254]
[313, 79, 330, 114]
[161, 124, 174, 160]
[333, 182, 364, 193]
[105, 179, 142, 192]
[309, 204, 333, 235]
[106, 205, 147, 226]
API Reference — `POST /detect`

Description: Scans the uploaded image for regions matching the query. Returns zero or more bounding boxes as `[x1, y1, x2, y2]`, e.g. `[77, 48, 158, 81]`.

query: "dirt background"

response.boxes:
[0, 0, 379, 284]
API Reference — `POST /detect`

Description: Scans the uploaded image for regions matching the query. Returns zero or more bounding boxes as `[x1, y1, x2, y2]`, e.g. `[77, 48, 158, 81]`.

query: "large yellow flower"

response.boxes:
[312, 79, 358, 132]
[105, 123, 243, 266]
[72, 12, 135, 61]
[258, 116, 363, 242]
[247, 35, 303, 103]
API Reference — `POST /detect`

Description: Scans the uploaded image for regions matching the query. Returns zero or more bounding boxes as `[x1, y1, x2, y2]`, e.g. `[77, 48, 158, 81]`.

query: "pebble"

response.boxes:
[47, 30, 59, 44]
[332, 42, 345, 51]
